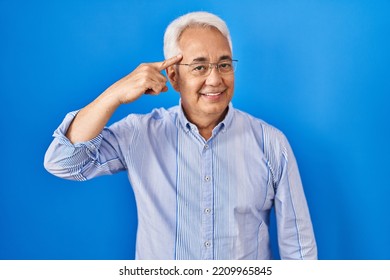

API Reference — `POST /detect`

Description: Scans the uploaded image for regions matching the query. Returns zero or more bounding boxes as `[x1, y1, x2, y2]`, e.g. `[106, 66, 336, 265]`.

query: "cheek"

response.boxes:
[227, 76, 235, 85]
[179, 79, 204, 96]
[223, 77, 235, 92]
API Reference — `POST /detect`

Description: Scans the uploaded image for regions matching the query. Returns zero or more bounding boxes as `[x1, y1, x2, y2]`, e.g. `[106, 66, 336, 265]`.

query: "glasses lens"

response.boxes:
[190, 63, 209, 76]
[218, 61, 235, 73]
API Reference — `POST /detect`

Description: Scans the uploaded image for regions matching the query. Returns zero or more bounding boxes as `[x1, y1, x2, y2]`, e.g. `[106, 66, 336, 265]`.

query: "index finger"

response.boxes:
[156, 54, 183, 71]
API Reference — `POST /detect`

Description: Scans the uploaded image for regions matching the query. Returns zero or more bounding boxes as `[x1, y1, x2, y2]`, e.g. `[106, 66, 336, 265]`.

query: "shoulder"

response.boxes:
[232, 108, 290, 158]
[232, 108, 286, 140]
[115, 106, 179, 125]
[105, 106, 179, 135]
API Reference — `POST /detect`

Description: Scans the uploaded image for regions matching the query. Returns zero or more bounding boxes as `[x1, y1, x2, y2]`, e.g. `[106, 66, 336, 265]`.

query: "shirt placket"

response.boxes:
[201, 141, 214, 259]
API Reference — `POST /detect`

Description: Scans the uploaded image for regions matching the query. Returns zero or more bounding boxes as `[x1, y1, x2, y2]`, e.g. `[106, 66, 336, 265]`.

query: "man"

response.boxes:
[44, 11, 317, 260]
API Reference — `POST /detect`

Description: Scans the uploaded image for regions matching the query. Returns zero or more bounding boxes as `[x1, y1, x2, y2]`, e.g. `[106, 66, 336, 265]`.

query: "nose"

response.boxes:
[205, 66, 222, 86]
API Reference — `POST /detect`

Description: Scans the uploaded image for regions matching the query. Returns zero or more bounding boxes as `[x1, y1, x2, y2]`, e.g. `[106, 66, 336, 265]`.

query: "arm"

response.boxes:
[44, 55, 183, 179]
[269, 131, 317, 259]
[66, 55, 183, 143]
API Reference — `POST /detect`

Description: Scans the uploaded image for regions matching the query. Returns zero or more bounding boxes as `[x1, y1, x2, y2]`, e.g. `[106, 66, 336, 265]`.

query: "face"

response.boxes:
[167, 27, 234, 124]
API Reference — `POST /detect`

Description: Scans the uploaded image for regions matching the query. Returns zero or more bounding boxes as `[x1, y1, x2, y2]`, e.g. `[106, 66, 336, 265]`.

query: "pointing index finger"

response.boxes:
[157, 54, 183, 71]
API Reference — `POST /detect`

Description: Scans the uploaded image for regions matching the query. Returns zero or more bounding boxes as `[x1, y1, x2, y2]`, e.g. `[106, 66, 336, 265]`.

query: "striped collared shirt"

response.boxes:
[44, 103, 317, 259]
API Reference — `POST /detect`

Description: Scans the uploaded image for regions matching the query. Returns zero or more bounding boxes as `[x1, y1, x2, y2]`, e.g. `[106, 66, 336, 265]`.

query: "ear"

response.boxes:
[166, 66, 180, 92]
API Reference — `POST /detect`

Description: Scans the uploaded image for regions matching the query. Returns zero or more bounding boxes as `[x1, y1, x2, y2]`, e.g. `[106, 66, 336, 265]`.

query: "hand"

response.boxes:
[106, 54, 183, 104]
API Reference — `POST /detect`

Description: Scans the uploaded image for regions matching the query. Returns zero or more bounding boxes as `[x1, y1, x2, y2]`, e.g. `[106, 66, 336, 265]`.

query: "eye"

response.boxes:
[191, 64, 208, 73]
[218, 62, 232, 70]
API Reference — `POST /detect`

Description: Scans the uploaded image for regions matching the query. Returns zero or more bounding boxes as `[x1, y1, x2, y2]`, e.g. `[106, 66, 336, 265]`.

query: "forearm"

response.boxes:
[66, 88, 120, 143]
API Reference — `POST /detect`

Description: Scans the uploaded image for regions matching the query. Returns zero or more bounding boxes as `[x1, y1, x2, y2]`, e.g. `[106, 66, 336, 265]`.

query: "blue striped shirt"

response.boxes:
[44, 103, 317, 260]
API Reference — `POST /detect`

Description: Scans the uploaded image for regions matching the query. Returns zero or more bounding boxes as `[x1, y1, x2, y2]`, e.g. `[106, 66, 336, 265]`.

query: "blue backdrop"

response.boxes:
[1, 0, 389, 260]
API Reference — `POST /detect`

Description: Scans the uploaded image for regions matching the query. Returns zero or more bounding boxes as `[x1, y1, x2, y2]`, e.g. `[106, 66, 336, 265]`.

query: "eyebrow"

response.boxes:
[191, 55, 232, 63]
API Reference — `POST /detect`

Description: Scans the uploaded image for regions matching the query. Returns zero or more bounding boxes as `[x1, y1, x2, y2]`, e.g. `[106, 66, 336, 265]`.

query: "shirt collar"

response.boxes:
[177, 99, 234, 134]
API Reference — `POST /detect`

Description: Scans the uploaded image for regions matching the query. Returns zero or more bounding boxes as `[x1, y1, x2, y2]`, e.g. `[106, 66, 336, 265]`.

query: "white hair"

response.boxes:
[163, 11, 233, 59]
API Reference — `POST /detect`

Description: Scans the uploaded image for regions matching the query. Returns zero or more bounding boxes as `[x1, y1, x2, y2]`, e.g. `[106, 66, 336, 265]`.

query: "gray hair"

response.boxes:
[163, 11, 233, 59]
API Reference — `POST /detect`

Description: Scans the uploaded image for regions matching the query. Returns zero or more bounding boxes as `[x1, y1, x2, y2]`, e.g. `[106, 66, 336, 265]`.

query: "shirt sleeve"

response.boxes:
[44, 110, 127, 181]
[264, 126, 318, 260]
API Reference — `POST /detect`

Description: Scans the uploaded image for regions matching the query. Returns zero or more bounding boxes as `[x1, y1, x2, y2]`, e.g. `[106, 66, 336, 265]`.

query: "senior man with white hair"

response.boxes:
[44, 11, 317, 260]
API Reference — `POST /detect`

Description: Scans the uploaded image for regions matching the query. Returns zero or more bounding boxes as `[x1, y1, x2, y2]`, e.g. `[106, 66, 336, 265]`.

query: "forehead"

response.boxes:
[178, 27, 232, 61]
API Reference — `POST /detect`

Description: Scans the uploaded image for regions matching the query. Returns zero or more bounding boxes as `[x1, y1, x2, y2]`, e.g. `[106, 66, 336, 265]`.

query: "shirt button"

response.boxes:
[204, 176, 210, 182]
[204, 208, 211, 214]
[204, 144, 209, 149]
[204, 241, 211, 247]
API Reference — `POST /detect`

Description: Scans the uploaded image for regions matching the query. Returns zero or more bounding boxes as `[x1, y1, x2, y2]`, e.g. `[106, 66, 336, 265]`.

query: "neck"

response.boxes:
[183, 107, 228, 140]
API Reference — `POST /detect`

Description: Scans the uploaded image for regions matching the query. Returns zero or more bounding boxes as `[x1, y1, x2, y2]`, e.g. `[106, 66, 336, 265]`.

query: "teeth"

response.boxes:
[204, 92, 221, 96]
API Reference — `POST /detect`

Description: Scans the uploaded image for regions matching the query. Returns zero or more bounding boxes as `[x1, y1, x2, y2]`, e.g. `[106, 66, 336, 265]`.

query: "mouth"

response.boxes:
[199, 89, 226, 97]
[201, 92, 223, 96]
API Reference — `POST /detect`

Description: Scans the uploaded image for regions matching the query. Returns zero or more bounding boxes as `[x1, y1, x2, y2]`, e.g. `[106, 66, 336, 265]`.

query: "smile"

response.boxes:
[199, 90, 226, 97]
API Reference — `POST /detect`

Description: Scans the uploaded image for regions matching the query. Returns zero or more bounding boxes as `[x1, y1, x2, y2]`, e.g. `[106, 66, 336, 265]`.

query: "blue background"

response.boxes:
[1, 0, 389, 260]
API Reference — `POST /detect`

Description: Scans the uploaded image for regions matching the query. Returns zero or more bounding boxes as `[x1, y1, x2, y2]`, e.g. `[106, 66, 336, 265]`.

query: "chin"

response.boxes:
[201, 102, 229, 116]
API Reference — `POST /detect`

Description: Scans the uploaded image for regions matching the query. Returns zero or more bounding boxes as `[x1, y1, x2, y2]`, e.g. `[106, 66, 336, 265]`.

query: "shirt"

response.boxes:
[44, 103, 317, 260]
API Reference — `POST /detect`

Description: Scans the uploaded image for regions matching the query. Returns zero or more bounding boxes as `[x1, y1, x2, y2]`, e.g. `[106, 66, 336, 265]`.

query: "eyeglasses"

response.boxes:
[176, 60, 238, 77]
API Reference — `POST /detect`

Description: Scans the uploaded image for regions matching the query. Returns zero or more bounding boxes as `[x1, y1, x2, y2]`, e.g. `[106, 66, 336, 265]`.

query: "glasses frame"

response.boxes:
[176, 59, 238, 77]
